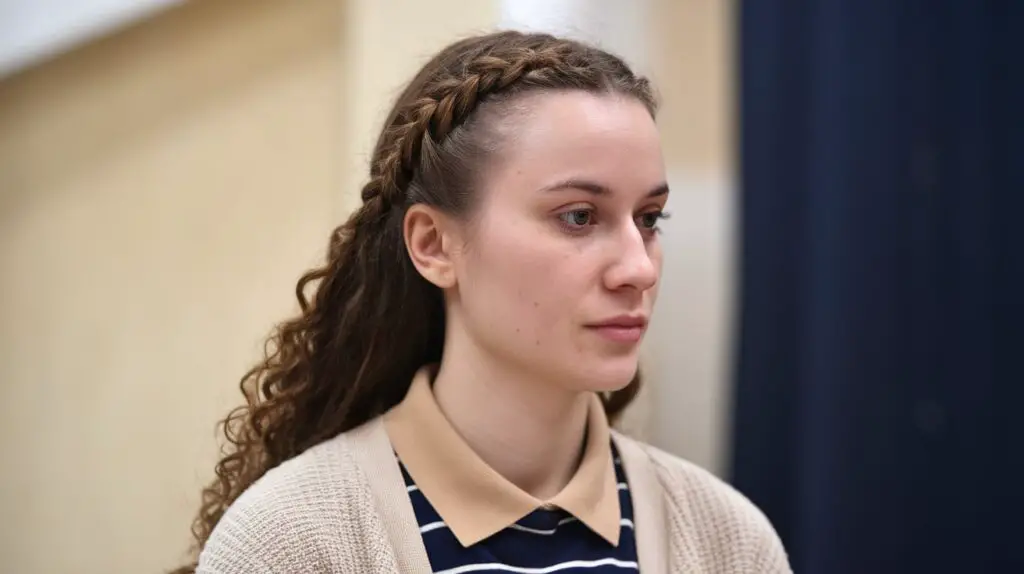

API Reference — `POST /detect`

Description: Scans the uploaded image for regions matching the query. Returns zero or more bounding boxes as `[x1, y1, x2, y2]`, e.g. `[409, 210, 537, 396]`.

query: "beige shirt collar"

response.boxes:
[384, 367, 622, 548]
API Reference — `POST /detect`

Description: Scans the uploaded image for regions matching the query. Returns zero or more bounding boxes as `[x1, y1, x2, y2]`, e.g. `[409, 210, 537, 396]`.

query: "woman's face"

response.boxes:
[448, 91, 668, 393]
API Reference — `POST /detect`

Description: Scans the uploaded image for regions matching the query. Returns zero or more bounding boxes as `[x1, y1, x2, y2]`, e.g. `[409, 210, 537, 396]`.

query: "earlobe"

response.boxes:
[403, 205, 457, 289]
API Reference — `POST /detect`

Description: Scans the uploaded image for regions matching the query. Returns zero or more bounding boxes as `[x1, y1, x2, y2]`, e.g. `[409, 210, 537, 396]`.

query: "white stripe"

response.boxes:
[406, 484, 418, 493]
[620, 518, 634, 529]
[419, 521, 447, 534]
[508, 523, 558, 535]
[508, 516, 578, 535]
[617, 482, 628, 490]
[435, 558, 639, 574]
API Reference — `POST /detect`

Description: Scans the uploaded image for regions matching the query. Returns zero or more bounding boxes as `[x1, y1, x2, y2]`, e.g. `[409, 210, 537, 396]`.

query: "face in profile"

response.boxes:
[446, 91, 668, 394]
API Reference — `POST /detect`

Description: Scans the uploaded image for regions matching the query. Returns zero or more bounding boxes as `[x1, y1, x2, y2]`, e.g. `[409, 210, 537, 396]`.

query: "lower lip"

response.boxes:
[588, 325, 646, 343]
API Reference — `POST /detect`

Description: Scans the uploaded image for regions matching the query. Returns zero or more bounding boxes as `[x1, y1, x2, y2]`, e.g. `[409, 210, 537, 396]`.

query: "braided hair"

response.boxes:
[174, 30, 656, 572]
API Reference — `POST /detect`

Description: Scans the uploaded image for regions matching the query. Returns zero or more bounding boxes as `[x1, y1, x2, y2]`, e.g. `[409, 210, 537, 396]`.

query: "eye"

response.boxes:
[558, 209, 594, 228]
[637, 210, 669, 233]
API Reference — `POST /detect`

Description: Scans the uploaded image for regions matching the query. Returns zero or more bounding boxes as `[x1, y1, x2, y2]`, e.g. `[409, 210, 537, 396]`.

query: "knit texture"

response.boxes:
[196, 420, 790, 573]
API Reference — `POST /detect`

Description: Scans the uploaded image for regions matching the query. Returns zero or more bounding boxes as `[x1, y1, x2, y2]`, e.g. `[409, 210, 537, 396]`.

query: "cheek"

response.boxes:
[458, 219, 583, 339]
[648, 243, 665, 304]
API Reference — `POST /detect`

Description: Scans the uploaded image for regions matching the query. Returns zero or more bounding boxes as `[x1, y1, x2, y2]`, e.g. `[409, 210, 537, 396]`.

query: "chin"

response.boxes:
[566, 356, 639, 393]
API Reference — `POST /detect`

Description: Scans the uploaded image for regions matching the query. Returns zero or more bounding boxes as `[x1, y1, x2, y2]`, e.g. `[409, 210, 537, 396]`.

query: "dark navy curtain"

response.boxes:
[730, 2, 1023, 572]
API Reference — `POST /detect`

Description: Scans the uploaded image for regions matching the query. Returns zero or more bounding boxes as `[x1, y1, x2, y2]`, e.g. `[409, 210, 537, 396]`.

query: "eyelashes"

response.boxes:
[559, 209, 594, 228]
[639, 210, 670, 233]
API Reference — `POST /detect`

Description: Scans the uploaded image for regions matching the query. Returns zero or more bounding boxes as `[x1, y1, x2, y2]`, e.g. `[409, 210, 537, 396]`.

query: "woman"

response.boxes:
[177, 30, 790, 573]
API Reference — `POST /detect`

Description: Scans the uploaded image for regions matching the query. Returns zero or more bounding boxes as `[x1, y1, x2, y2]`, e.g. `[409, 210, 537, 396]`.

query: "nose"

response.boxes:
[603, 224, 659, 292]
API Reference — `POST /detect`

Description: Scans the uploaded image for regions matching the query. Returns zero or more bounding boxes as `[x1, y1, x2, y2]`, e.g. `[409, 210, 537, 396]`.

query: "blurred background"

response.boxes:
[0, 0, 1019, 572]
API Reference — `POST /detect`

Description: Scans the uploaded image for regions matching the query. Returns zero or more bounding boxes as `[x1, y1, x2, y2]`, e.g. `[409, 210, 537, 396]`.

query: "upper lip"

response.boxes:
[588, 315, 649, 329]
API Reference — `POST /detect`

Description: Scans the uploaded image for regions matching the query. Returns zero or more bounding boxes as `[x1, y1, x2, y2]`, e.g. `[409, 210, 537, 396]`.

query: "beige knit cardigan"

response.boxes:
[196, 417, 791, 573]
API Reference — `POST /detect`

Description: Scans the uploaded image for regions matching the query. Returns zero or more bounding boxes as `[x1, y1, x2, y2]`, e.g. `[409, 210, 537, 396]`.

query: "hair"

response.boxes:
[173, 30, 657, 572]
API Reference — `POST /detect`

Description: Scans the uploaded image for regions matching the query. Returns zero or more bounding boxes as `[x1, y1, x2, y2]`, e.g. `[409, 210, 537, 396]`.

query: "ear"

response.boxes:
[403, 204, 458, 289]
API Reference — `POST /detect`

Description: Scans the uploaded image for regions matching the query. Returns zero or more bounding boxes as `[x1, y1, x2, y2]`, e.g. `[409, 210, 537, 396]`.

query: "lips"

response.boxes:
[590, 316, 648, 329]
[586, 315, 649, 343]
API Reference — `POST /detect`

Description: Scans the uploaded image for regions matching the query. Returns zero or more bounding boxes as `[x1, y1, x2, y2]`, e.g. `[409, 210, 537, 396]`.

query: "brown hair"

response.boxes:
[174, 30, 656, 572]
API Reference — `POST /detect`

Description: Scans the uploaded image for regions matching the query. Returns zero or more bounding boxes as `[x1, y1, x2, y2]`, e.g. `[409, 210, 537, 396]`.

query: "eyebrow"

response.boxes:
[541, 178, 670, 198]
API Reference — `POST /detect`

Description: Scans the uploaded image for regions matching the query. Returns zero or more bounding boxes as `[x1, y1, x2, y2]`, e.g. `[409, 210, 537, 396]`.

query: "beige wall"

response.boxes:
[0, 1, 730, 571]
[0, 2, 344, 570]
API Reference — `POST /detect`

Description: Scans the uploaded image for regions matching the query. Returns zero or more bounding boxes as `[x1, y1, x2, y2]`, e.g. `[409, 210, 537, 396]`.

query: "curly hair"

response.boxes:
[173, 30, 657, 572]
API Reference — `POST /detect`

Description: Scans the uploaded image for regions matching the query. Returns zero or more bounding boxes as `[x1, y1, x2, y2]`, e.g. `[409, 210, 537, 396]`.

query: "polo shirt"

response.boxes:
[385, 367, 639, 573]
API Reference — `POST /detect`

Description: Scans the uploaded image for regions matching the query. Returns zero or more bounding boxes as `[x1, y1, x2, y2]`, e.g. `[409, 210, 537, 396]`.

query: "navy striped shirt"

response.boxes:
[399, 442, 639, 574]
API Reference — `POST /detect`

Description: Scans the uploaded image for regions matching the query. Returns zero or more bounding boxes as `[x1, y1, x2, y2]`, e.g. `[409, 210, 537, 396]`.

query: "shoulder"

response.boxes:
[197, 425, 390, 573]
[635, 437, 776, 534]
[613, 433, 791, 573]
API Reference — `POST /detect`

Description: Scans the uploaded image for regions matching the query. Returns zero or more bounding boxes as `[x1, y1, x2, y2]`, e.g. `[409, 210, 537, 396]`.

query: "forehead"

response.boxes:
[481, 91, 666, 199]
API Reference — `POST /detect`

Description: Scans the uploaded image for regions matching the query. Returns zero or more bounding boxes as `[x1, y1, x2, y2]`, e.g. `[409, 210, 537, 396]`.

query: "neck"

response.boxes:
[432, 337, 591, 500]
